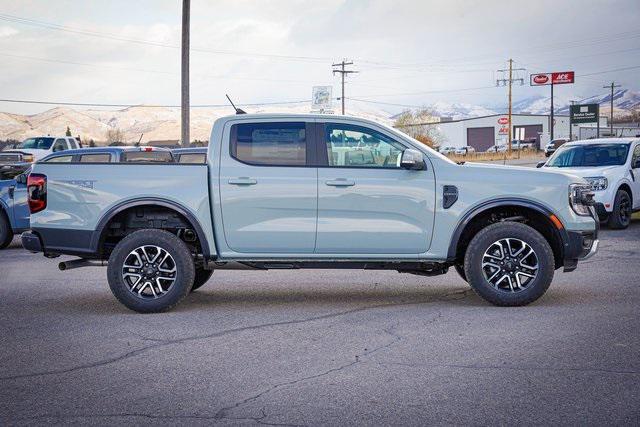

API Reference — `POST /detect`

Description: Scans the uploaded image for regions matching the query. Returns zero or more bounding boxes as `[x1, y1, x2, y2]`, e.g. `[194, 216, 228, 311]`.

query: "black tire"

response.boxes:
[107, 229, 195, 313]
[0, 211, 14, 249]
[454, 263, 467, 283]
[191, 267, 214, 292]
[464, 222, 555, 307]
[607, 190, 631, 230]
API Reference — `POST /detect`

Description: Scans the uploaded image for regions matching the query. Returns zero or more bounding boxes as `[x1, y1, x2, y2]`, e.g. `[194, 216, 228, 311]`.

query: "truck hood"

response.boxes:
[462, 161, 588, 185]
[3, 149, 49, 161]
[541, 165, 620, 178]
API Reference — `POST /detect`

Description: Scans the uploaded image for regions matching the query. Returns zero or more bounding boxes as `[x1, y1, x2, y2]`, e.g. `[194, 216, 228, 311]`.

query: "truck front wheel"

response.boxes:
[607, 189, 631, 230]
[107, 229, 195, 313]
[463, 222, 554, 307]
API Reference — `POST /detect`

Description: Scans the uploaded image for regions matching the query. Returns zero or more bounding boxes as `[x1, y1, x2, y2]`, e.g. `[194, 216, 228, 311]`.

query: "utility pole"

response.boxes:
[603, 82, 621, 137]
[181, 0, 190, 146]
[332, 60, 358, 115]
[569, 100, 577, 141]
[496, 59, 524, 154]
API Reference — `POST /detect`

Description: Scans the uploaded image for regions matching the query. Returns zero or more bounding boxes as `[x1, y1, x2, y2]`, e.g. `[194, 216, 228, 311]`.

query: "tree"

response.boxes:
[106, 128, 126, 145]
[89, 139, 96, 147]
[393, 108, 443, 148]
[65, 126, 72, 137]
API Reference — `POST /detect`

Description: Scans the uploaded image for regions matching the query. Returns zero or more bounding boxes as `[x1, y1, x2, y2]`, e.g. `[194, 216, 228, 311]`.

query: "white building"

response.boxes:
[434, 113, 608, 151]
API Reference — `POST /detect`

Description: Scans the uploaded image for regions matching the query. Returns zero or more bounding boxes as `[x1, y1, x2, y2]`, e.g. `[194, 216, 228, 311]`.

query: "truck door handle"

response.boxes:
[228, 177, 257, 185]
[8, 186, 15, 199]
[325, 179, 355, 187]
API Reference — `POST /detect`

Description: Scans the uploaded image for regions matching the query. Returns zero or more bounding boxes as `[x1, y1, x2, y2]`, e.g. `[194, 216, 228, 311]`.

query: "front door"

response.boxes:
[219, 121, 317, 253]
[316, 122, 435, 254]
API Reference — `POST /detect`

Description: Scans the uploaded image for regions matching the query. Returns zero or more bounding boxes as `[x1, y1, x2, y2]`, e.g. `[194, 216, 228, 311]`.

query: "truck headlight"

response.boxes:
[22, 154, 34, 163]
[569, 184, 595, 216]
[585, 176, 608, 191]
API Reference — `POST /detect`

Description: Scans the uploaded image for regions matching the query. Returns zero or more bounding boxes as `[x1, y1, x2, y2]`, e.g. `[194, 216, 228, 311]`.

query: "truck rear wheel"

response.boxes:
[107, 229, 195, 313]
[463, 222, 554, 307]
[191, 267, 214, 292]
[0, 211, 13, 249]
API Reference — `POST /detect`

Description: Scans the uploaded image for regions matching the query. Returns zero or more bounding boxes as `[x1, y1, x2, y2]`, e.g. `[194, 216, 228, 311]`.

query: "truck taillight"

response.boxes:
[27, 173, 47, 213]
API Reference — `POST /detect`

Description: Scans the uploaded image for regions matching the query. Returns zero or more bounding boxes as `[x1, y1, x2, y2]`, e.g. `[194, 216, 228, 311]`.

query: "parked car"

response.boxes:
[0, 166, 30, 249]
[511, 139, 536, 151]
[172, 147, 208, 164]
[486, 144, 507, 153]
[544, 138, 568, 157]
[454, 146, 475, 155]
[540, 138, 640, 229]
[1, 146, 175, 248]
[40, 146, 174, 163]
[439, 146, 457, 155]
[3, 136, 81, 163]
[23, 114, 598, 312]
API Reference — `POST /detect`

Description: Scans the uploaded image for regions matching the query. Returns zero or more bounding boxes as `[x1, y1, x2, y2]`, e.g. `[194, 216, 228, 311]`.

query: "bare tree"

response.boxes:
[393, 108, 443, 148]
[106, 128, 126, 145]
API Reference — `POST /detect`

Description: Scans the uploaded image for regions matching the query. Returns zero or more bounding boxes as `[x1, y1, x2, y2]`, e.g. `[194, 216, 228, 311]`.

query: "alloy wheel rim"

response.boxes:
[121, 245, 177, 299]
[482, 238, 539, 292]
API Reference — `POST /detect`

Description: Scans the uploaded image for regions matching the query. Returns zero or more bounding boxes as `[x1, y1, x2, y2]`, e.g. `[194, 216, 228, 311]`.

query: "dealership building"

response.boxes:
[434, 113, 608, 151]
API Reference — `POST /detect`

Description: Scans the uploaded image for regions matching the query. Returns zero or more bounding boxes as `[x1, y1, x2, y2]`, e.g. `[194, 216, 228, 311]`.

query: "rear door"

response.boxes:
[631, 142, 640, 209]
[315, 122, 435, 254]
[219, 120, 317, 253]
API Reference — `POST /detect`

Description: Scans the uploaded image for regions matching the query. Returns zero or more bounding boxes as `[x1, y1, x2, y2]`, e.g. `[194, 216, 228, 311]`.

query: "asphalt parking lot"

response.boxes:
[1, 218, 639, 426]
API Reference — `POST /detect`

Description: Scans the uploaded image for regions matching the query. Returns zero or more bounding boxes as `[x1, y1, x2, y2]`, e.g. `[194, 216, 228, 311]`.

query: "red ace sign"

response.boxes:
[530, 71, 575, 86]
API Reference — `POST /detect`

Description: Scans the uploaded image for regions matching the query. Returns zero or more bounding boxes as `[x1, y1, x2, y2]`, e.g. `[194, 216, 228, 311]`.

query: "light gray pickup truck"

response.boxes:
[22, 114, 599, 312]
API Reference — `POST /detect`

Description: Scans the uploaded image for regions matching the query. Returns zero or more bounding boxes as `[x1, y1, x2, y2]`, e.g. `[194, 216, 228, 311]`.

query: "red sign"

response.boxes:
[498, 126, 509, 134]
[530, 71, 574, 86]
[497, 117, 509, 125]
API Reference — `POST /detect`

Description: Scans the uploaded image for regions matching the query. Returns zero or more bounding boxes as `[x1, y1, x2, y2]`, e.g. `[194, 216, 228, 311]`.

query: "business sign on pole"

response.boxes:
[497, 117, 509, 125]
[312, 86, 333, 111]
[530, 71, 575, 86]
[570, 103, 599, 124]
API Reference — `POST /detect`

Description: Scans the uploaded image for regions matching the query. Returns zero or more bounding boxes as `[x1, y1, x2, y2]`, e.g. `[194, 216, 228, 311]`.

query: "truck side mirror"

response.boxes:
[536, 161, 546, 168]
[400, 149, 425, 170]
[16, 173, 28, 184]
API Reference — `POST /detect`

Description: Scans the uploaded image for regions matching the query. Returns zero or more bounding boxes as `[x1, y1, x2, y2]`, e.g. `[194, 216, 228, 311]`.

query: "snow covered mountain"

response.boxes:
[514, 89, 640, 115]
[0, 102, 394, 144]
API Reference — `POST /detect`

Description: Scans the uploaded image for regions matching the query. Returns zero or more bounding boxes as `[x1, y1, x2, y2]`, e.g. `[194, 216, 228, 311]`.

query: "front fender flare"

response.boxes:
[446, 197, 568, 261]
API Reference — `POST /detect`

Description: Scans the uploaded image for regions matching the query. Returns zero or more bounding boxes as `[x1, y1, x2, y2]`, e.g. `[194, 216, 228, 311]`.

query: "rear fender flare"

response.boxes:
[92, 197, 211, 258]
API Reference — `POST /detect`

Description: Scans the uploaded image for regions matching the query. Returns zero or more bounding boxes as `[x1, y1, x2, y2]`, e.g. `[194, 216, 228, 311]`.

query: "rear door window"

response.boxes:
[231, 122, 307, 166]
[121, 151, 174, 163]
[80, 154, 112, 163]
[177, 153, 207, 164]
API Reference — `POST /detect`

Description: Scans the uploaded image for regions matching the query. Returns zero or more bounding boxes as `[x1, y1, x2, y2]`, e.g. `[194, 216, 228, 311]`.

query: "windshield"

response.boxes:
[18, 137, 55, 150]
[546, 143, 630, 167]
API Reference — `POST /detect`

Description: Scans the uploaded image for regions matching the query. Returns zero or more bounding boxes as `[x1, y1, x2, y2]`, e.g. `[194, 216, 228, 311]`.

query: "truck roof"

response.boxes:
[564, 137, 639, 146]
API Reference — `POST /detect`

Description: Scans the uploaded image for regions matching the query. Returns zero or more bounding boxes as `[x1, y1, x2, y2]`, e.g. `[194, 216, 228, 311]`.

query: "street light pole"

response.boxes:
[181, 0, 190, 146]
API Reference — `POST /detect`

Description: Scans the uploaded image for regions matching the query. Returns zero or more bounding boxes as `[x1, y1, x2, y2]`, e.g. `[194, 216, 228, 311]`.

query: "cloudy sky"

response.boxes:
[0, 0, 639, 115]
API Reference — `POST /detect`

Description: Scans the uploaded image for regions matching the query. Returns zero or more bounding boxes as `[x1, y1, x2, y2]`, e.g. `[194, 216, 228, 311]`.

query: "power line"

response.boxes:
[0, 98, 315, 108]
[0, 12, 331, 63]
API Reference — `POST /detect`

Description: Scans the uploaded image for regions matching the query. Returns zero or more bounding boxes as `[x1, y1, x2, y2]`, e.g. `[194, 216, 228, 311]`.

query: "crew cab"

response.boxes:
[0, 166, 30, 249]
[539, 138, 640, 229]
[3, 136, 80, 163]
[22, 114, 599, 313]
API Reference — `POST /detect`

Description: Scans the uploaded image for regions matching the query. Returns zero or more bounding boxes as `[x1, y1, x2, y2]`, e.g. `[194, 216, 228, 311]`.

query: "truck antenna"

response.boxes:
[225, 94, 246, 115]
